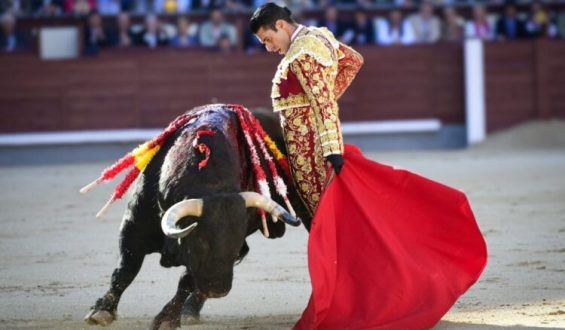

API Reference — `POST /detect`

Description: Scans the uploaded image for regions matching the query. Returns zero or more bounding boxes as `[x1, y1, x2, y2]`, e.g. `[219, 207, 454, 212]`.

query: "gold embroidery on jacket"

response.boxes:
[280, 107, 328, 215]
[334, 44, 364, 100]
[290, 54, 343, 156]
[271, 27, 338, 103]
[272, 94, 310, 112]
[271, 26, 363, 213]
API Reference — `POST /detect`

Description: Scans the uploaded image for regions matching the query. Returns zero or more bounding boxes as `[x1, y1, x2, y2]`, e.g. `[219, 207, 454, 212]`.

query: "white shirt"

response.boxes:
[291, 24, 304, 42]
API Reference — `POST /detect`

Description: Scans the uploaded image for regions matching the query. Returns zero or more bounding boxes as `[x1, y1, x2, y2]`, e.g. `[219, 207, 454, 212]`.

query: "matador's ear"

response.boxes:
[275, 19, 285, 30]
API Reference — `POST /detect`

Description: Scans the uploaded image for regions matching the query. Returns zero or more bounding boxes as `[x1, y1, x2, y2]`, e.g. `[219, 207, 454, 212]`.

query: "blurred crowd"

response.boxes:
[1, 0, 564, 54]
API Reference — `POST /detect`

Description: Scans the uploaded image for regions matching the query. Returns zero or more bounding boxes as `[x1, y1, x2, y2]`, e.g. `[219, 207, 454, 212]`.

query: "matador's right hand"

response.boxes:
[325, 154, 344, 175]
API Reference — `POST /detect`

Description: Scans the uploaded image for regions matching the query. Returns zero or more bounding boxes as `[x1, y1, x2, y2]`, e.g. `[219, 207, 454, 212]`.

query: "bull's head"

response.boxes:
[161, 192, 300, 298]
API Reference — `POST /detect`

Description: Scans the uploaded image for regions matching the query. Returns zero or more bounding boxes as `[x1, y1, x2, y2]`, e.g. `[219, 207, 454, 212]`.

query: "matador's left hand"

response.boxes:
[325, 154, 344, 175]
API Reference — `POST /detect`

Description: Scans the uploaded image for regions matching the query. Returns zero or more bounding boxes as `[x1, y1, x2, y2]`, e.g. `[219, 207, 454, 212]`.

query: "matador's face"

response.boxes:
[255, 20, 292, 56]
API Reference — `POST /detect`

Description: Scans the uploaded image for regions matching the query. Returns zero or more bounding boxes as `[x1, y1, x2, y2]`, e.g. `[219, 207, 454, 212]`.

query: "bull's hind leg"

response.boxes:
[151, 270, 196, 330]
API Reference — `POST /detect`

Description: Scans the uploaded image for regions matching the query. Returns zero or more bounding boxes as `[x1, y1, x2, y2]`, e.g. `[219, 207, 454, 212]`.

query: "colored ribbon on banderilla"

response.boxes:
[79, 113, 196, 218]
[230, 104, 297, 237]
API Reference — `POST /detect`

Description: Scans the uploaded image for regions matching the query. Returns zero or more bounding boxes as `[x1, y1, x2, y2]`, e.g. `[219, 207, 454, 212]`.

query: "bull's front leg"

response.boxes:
[85, 219, 147, 326]
[151, 269, 197, 330]
[182, 290, 207, 324]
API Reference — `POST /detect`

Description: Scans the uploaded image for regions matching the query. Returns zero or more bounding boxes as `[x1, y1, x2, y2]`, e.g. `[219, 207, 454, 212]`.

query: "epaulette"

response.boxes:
[272, 34, 335, 86]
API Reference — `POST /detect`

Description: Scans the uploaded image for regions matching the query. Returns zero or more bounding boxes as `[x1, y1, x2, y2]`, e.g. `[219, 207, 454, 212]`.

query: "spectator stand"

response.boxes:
[2, 1, 565, 55]
[1, 1, 565, 152]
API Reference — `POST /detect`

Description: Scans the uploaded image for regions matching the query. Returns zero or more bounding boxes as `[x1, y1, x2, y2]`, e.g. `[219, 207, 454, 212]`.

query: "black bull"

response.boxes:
[84, 105, 312, 329]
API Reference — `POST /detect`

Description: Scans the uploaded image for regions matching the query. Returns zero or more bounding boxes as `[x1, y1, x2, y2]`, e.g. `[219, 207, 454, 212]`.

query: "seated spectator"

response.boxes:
[356, 0, 374, 10]
[0, 12, 24, 52]
[341, 10, 375, 46]
[136, 14, 170, 49]
[317, 0, 331, 8]
[465, 4, 495, 41]
[153, 0, 190, 14]
[190, 0, 230, 11]
[219, 0, 249, 13]
[495, 3, 528, 41]
[0, 0, 20, 15]
[558, 10, 565, 39]
[120, 0, 134, 11]
[198, 8, 237, 48]
[128, 0, 148, 13]
[65, 0, 96, 15]
[442, 6, 464, 42]
[291, 8, 318, 27]
[525, 0, 559, 39]
[337, 0, 372, 10]
[33, 0, 65, 16]
[319, 5, 349, 41]
[217, 33, 234, 53]
[83, 10, 108, 55]
[376, 9, 415, 46]
[408, 1, 441, 43]
[171, 16, 198, 48]
[251, 0, 285, 10]
[107, 11, 135, 47]
[97, 0, 121, 15]
[286, 0, 315, 11]
[395, 0, 415, 9]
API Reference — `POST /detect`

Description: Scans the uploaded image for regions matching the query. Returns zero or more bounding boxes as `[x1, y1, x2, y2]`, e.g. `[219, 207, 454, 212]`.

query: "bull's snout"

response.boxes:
[206, 290, 229, 298]
[200, 281, 231, 298]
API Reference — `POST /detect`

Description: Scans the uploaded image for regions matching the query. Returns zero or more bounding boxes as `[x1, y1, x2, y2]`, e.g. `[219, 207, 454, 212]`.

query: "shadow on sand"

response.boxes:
[4, 318, 556, 330]
[435, 321, 553, 329]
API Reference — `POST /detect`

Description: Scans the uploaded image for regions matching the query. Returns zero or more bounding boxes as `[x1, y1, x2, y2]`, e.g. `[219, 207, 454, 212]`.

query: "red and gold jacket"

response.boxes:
[271, 25, 364, 157]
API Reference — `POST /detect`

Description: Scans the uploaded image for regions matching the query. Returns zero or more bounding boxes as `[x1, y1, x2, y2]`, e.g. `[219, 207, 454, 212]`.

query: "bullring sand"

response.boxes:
[1, 120, 564, 329]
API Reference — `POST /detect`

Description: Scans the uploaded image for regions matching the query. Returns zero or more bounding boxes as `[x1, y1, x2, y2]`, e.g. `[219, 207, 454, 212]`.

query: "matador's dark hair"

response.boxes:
[250, 3, 295, 34]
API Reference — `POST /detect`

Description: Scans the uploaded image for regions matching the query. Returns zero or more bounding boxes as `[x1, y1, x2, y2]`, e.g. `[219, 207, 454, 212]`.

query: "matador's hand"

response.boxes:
[325, 154, 344, 175]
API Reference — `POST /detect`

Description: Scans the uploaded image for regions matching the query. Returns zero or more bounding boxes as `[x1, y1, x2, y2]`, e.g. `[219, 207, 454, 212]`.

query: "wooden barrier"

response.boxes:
[0, 40, 564, 134]
[484, 39, 565, 132]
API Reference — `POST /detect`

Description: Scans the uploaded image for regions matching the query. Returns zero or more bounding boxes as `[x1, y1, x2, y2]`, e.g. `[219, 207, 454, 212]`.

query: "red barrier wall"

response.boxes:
[1, 40, 564, 134]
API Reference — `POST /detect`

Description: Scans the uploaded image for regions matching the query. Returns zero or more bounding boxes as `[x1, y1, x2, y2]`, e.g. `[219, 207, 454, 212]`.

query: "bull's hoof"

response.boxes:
[183, 314, 201, 325]
[84, 309, 116, 326]
[181, 291, 205, 322]
[156, 320, 179, 330]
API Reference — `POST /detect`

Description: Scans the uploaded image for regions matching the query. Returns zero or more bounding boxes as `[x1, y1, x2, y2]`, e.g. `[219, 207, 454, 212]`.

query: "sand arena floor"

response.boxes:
[1, 120, 564, 329]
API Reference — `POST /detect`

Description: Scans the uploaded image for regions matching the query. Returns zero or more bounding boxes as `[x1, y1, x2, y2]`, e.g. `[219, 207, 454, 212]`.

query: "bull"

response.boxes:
[83, 104, 311, 329]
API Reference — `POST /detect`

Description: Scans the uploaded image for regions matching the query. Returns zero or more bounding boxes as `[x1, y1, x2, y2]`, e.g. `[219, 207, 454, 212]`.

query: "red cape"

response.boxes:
[294, 145, 487, 330]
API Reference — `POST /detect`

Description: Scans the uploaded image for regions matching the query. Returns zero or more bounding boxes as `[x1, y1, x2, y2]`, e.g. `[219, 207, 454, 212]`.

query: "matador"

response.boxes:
[251, 5, 364, 215]
[250, 5, 487, 330]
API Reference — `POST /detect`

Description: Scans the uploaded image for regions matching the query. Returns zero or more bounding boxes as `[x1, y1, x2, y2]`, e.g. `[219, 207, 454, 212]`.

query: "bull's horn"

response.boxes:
[161, 199, 203, 239]
[239, 192, 301, 227]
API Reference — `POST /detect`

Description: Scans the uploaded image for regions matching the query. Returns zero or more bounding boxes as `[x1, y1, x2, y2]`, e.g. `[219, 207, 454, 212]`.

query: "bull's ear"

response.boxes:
[266, 217, 286, 239]
[235, 240, 250, 265]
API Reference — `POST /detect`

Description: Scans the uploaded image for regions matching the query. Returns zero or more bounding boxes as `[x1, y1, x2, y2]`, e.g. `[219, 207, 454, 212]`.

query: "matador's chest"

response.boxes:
[271, 69, 310, 112]
[269, 27, 340, 113]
